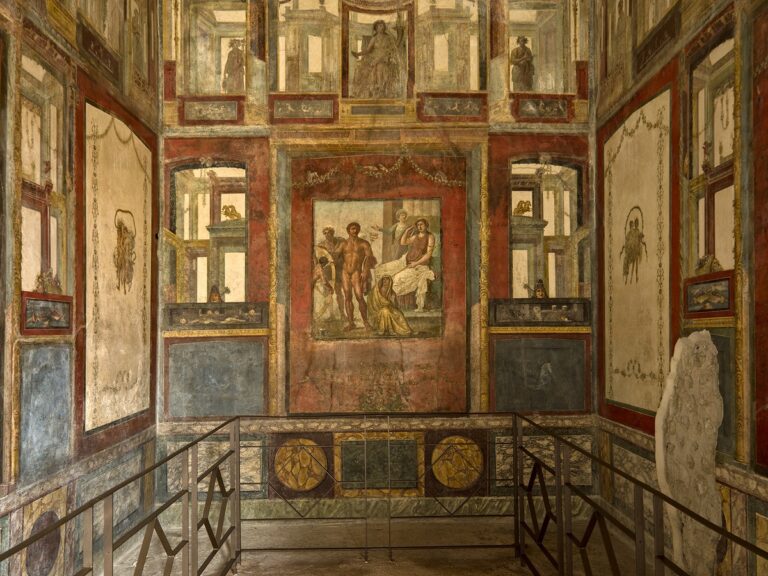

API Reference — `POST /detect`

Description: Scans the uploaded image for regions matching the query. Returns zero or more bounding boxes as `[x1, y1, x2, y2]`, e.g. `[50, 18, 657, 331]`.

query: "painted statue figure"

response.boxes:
[222, 39, 245, 94]
[351, 18, 404, 99]
[314, 226, 346, 321]
[510, 36, 535, 92]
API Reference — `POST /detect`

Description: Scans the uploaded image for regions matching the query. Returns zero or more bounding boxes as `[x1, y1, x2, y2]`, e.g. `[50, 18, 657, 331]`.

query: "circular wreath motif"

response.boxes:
[274, 438, 327, 492]
[431, 435, 483, 490]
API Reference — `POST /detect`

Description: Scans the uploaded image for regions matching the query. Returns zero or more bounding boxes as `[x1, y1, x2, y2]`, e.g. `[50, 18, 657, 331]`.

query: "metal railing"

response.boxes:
[1, 413, 767, 575]
[0, 418, 241, 576]
[513, 413, 768, 575]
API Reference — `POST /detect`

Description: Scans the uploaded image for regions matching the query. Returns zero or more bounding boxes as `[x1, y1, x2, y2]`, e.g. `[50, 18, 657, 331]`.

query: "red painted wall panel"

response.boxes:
[753, 6, 768, 471]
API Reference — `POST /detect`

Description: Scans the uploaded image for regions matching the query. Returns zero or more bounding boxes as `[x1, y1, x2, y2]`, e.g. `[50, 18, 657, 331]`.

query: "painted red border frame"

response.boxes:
[489, 333, 592, 414]
[596, 58, 681, 436]
[753, 4, 768, 473]
[163, 336, 269, 421]
[178, 95, 245, 126]
[683, 270, 734, 319]
[164, 137, 271, 302]
[20, 291, 73, 336]
[268, 93, 339, 124]
[416, 92, 488, 123]
[163, 61, 176, 101]
[74, 68, 158, 456]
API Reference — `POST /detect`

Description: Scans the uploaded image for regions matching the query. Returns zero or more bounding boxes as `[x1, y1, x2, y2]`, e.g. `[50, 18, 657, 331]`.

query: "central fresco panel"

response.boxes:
[289, 153, 467, 414]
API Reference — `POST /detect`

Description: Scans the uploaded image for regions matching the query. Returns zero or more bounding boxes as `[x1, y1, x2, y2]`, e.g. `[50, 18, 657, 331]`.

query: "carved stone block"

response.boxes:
[656, 330, 723, 575]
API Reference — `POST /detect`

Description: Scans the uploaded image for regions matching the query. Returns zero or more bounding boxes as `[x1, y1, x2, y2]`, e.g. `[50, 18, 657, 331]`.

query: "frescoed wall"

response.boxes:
[596, 58, 681, 436]
[754, 1, 768, 474]
[0, 0, 767, 570]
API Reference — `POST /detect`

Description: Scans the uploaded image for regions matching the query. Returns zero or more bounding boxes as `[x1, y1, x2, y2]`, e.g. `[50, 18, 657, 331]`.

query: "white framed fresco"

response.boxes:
[603, 90, 671, 413]
[84, 102, 152, 431]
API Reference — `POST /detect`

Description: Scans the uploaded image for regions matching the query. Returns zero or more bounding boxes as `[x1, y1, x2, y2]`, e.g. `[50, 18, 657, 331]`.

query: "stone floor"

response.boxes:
[112, 515, 640, 575]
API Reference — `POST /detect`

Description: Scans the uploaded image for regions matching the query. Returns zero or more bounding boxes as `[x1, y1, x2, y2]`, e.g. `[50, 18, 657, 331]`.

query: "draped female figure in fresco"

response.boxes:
[374, 218, 436, 312]
[351, 18, 405, 99]
[367, 275, 413, 336]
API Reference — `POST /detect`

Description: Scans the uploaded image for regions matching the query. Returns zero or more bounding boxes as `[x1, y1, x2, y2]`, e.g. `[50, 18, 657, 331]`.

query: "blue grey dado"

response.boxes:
[493, 338, 586, 412]
[168, 339, 266, 418]
[20, 345, 72, 485]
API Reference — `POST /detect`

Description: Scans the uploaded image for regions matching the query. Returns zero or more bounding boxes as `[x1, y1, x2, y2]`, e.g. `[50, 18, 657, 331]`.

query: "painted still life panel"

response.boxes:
[312, 199, 442, 340]
[84, 103, 152, 431]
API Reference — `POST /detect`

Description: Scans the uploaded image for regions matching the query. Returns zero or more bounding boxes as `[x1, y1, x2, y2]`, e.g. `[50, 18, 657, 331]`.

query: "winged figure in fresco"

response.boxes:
[619, 206, 648, 284]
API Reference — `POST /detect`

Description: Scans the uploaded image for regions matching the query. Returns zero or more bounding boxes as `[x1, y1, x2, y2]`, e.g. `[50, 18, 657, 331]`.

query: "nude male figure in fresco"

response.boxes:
[336, 222, 376, 331]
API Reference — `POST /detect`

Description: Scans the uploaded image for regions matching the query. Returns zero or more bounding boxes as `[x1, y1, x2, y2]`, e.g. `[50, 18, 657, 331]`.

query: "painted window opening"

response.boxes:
[167, 164, 248, 304]
[509, 161, 587, 310]
[20, 49, 70, 295]
[274, 0, 340, 93]
[416, 0, 483, 92]
[689, 36, 735, 277]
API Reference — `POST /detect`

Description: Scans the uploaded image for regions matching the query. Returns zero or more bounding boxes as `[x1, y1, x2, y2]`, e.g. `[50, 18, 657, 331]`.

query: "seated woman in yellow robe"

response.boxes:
[367, 275, 412, 336]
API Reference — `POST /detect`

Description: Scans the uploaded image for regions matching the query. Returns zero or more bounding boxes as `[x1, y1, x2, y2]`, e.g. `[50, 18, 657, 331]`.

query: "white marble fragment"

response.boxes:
[655, 330, 722, 576]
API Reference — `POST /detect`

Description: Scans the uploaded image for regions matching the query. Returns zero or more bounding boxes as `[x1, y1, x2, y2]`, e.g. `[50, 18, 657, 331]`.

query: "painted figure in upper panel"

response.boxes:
[222, 39, 246, 93]
[351, 18, 405, 98]
[510, 35, 534, 92]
